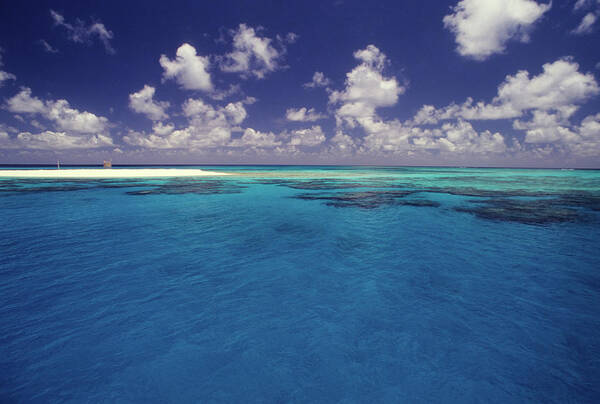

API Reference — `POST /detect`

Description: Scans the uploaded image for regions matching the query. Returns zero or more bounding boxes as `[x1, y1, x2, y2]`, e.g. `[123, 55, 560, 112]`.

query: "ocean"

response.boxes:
[1, 166, 599, 402]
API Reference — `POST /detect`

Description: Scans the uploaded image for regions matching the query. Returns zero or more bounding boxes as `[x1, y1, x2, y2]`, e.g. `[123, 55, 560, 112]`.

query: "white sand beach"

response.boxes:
[0, 168, 231, 178]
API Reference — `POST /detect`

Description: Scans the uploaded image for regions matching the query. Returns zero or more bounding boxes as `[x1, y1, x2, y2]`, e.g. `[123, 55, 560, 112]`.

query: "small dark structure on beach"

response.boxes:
[103, 160, 112, 168]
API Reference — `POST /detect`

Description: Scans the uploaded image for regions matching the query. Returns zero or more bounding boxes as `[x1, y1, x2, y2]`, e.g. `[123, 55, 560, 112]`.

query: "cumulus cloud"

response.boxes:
[329, 130, 356, 153]
[13, 131, 113, 149]
[285, 107, 326, 122]
[303, 72, 332, 88]
[433, 120, 506, 153]
[50, 9, 115, 54]
[407, 57, 600, 156]
[44, 99, 108, 133]
[515, 110, 577, 144]
[5, 87, 110, 139]
[152, 122, 174, 136]
[160, 43, 213, 92]
[329, 45, 405, 126]
[288, 125, 326, 147]
[220, 24, 291, 79]
[128, 85, 170, 121]
[0, 120, 113, 150]
[511, 111, 600, 157]
[356, 118, 506, 155]
[443, 0, 551, 60]
[6, 87, 49, 114]
[230, 128, 281, 148]
[124, 98, 247, 149]
[412, 58, 599, 124]
[325, 45, 509, 156]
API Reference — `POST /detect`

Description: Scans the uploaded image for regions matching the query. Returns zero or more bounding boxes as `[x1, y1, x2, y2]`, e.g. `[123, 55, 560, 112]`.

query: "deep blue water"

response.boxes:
[1, 166, 599, 402]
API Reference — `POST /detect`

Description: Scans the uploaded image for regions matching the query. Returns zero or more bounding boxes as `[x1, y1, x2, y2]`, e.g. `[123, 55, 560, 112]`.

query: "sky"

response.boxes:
[0, 0, 600, 167]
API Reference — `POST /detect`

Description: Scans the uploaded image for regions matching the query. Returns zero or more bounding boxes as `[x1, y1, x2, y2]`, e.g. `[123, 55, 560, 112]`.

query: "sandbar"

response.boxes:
[0, 168, 231, 178]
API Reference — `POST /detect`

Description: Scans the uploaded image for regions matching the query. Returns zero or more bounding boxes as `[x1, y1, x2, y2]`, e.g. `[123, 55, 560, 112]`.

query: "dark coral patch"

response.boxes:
[0, 178, 244, 196]
[455, 198, 582, 224]
[425, 186, 554, 198]
[126, 179, 244, 195]
[294, 190, 439, 209]
[253, 178, 408, 191]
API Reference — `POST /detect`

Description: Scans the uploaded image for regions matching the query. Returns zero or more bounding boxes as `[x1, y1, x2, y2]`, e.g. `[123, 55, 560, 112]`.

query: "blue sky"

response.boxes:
[1, 0, 599, 167]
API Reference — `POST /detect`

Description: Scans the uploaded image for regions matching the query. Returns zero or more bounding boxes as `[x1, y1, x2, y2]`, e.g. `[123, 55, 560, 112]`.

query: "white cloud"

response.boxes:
[242, 96, 257, 105]
[412, 58, 599, 124]
[0, 48, 16, 87]
[0, 70, 16, 87]
[39, 39, 59, 53]
[329, 130, 356, 153]
[573, 0, 600, 11]
[357, 118, 507, 155]
[152, 122, 174, 136]
[15, 131, 113, 149]
[324, 45, 509, 157]
[125, 98, 248, 149]
[210, 84, 241, 101]
[282, 32, 299, 44]
[329, 45, 405, 126]
[580, 113, 600, 138]
[574, 0, 591, 10]
[0, 129, 113, 150]
[5, 88, 46, 114]
[403, 57, 600, 157]
[303, 72, 332, 88]
[285, 107, 326, 122]
[123, 129, 186, 149]
[45, 100, 108, 133]
[437, 120, 506, 153]
[443, 0, 551, 60]
[288, 125, 326, 147]
[88, 23, 114, 54]
[568, 114, 600, 157]
[30, 119, 46, 130]
[220, 24, 290, 79]
[572, 12, 598, 34]
[0, 123, 18, 134]
[160, 43, 213, 92]
[230, 128, 281, 148]
[5, 87, 110, 134]
[50, 9, 115, 54]
[510, 112, 600, 157]
[128, 85, 169, 121]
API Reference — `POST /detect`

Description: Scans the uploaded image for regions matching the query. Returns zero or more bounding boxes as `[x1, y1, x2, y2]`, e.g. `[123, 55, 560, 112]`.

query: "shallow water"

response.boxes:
[1, 166, 599, 402]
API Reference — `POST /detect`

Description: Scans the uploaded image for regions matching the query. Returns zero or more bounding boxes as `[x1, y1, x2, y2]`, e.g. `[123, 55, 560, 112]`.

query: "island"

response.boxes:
[0, 168, 231, 178]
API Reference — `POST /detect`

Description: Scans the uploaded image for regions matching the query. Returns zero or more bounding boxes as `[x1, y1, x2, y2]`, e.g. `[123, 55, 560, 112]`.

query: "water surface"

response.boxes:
[1, 166, 599, 402]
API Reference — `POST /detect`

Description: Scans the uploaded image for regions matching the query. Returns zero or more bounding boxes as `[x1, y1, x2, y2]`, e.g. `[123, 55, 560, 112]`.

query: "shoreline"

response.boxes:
[0, 168, 231, 178]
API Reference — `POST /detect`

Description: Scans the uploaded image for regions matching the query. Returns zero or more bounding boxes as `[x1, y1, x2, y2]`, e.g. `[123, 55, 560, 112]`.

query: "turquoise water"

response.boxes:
[1, 166, 599, 402]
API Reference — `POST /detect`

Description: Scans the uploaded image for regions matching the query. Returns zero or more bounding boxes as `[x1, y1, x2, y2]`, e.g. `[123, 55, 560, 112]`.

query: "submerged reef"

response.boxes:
[295, 190, 439, 209]
[455, 199, 581, 224]
[125, 179, 244, 195]
[253, 178, 406, 190]
[454, 193, 600, 225]
[0, 178, 146, 195]
[0, 178, 244, 196]
[274, 178, 599, 224]
[1, 175, 599, 225]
